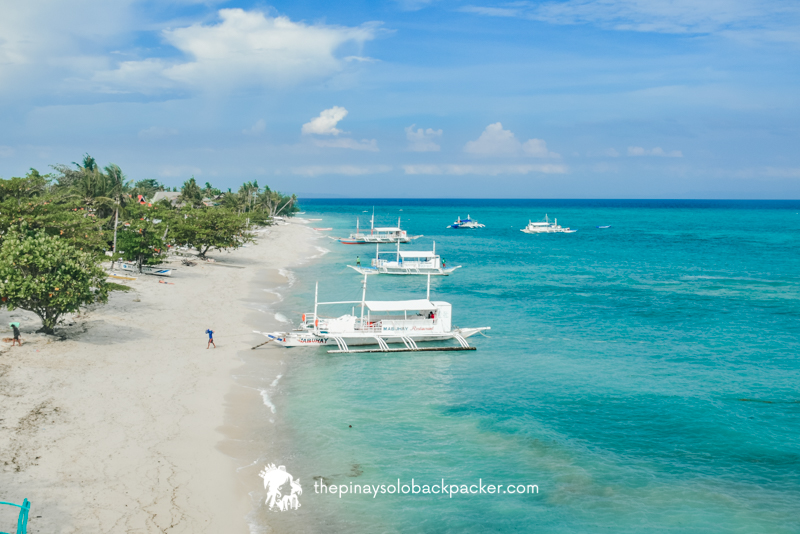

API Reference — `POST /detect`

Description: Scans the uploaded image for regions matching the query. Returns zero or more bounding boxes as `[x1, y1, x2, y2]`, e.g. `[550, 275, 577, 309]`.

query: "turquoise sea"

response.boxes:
[260, 200, 800, 533]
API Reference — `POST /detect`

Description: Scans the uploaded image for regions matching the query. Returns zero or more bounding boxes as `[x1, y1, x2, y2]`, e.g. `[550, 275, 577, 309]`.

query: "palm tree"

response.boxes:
[178, 177, 204, 208]
[104, 163, 132, 266]
[67, 167, 111, 210]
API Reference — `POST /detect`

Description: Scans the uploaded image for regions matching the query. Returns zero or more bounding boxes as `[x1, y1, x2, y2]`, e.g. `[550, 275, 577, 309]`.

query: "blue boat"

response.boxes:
[447, 214, 485, 229]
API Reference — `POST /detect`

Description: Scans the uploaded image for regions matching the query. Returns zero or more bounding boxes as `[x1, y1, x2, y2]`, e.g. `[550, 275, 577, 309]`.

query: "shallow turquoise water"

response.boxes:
[269, 200, 800, 533]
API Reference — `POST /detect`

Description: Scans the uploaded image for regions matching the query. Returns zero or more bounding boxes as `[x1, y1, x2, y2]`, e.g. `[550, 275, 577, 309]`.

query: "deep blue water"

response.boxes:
[269, 200, 800, 533]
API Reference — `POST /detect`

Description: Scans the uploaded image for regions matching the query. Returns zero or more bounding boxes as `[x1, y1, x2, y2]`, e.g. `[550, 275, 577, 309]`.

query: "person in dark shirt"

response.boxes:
[11, 323, 22, 346]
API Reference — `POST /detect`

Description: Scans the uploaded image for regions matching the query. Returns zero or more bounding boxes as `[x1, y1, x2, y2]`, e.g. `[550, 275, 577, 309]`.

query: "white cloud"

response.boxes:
[302, 107, 348, 136]
[464, 123, 519, 155]
[405, 124, 442, 152]
[628, 146, 683, 157]
[138, 126, 178, 139]
[522, 138, 558, 157]
[0, 0, 138, 89]
[313, 138, 379, 151]
[403, 164, 567, 175]
[290, 165, 392, 176]
[93, 9, 379, 93]
[0, 146, 14, 157]
[243, 119, 266, 135]
[460, 6, 521, 17]
[464, 123, 559, 157]
[462, 0, 800, 37]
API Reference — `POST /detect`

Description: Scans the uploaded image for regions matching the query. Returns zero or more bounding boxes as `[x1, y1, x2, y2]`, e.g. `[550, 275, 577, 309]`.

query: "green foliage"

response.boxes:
[172, 207, 251, 258]
[202, 182, 222, 198]
[2, 153, 298, 266]
[179, 177, 204, 208]
[106, 282, 132, 292]
[132, 178, 165, 199]
[0, 228, 109, 334]
[0, 174, 109, 253]
[116, 205, 169, 269]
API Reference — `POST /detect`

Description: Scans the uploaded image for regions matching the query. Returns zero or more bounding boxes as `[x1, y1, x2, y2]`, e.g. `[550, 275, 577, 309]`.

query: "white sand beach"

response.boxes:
[0, 222, 317, 533]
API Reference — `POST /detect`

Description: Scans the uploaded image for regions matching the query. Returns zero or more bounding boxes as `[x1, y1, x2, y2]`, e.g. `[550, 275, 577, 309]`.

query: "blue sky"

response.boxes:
[1, 0, 799, 198]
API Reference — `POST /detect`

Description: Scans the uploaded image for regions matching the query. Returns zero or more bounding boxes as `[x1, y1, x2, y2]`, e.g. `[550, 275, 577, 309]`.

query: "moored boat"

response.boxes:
[266, 275, 489, 353]
[118, 261, 174, 276]
[348, 242, 460, 276]
[447, 214, 485, 229]
[339, 209, 421, 244]
[520, 214, 576, 234]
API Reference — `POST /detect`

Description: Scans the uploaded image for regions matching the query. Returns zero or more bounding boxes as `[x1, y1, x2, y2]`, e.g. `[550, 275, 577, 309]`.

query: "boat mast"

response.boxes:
[396, 239, 400, 262]
[356, 217, 359, 236]
[360, 273, 367, 326]
[376, 243, 380, 261]
[313, 282, 319, 333]
[426, 273, 431, 300]
[370, 207, 374, 236]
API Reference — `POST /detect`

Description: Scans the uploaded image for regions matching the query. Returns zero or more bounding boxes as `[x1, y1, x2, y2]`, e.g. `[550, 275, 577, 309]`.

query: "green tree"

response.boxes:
[103, 163, 132, 266]
[172, 207, 251, 258]
[0, 173, 108, 252]
[202, 181, 221, 198]
[132, 179, 165, 199]
[116, 207, 168, 271]
[178, 177, 204, 208]
[0, 228, 108, 334]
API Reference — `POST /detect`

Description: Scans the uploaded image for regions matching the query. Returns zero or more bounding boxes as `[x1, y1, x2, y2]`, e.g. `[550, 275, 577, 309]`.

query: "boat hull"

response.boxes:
[340, 239, 412, 245]
[347, 265, 461, 276]
[266, 327, 489, 348]
[118, 262, 174, 276]
[520, 228, 575, 234]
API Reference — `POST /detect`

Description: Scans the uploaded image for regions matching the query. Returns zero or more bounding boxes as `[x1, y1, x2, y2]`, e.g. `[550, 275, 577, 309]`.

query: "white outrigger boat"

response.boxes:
[339, 209, 421, 245]
[348, 242, 460, 276]
[118, 261, 174, 276]
[520, 214, 576, 234]
[447, 214, 485, 229]
[265, 275, 489, 353]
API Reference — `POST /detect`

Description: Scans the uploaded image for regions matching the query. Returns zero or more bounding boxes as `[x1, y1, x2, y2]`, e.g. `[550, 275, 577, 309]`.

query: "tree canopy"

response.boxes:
[173, 207, 251, 258]
[0, 153, 298, 331]
[0, 228, 109, 334]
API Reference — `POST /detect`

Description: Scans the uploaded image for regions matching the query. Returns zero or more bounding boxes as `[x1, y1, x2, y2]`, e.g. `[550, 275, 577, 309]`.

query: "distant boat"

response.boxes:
[313, 227, 333, 231]
[447, 214, 485, 229]
[521, 214, 576, 234]
[339, 209, 421, 244]
[596, 225, 611, 229]
[348, 242, 461, 276]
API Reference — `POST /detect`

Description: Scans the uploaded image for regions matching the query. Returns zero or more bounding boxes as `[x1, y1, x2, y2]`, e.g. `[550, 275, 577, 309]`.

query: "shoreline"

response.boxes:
[0, 221, 318, 532]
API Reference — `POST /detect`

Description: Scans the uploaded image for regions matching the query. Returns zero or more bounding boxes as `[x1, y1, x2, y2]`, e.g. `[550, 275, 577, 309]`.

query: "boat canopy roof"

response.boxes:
[529, 221, 551, 226]
[365, 299, 436, 312]
[397, 251, 434, 258]
[372, 227, 402, 232]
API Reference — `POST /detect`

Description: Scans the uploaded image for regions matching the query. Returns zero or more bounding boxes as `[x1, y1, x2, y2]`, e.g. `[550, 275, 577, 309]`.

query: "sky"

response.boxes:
[1, 0, 800, 198]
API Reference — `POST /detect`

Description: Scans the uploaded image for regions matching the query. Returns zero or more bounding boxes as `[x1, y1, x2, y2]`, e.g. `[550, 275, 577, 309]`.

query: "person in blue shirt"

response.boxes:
[206, 328, 216, 349]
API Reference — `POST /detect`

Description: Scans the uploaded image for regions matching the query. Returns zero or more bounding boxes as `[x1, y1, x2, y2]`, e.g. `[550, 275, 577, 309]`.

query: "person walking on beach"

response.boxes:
[10, 322, 22, 346]
[206, 328, 216, 349]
